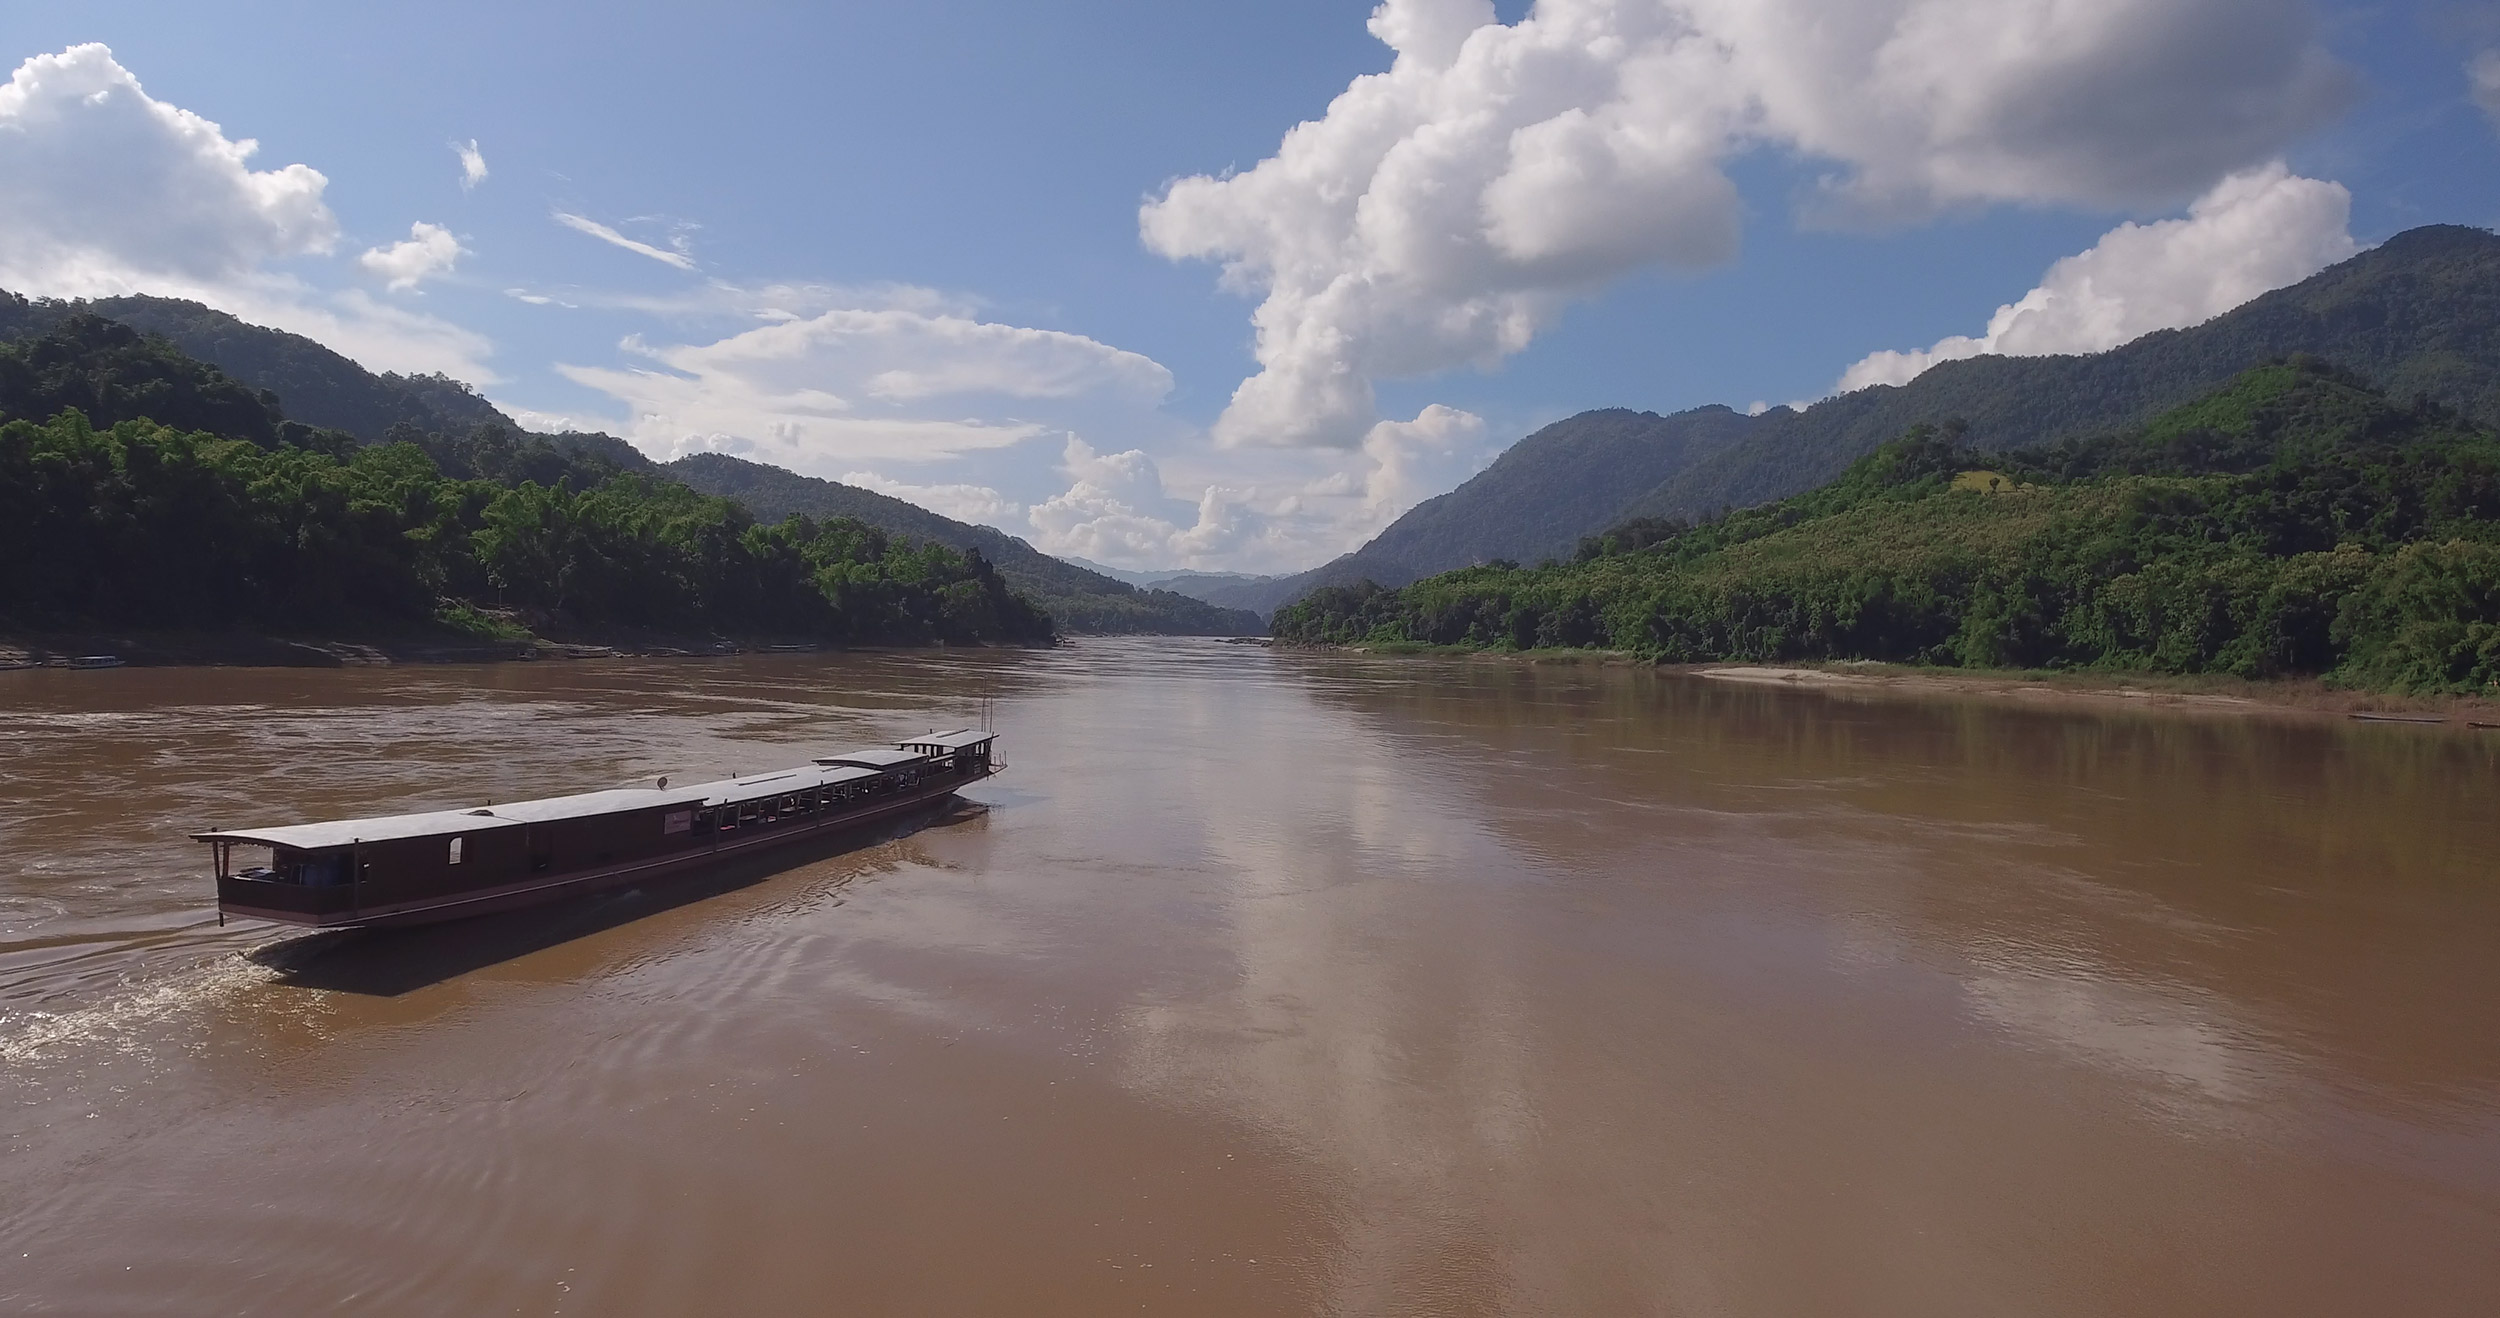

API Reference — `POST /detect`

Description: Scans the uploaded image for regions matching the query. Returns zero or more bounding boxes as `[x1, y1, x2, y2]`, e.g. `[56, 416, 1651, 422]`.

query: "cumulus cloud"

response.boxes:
[1836, 163, 2359, 391]
[1143, 0, 2351, 449]
[358, 221, 464, 291]
[1007, 404, 1496, 572]
[455, 139, 488, 190]
[1022, 438, 1313, 569]
[0, 43, 336, 293]
[0, 44, 492, 380]
[2474, 50, 2500, 130]
[1349, 404, 1494, 535]
[554, 212, 697, 270]
[1024, 438, 1193, 563]
[235, 288, 496, 380]
[559, 304, 1174, 466]
[841, 471, 1029, 531]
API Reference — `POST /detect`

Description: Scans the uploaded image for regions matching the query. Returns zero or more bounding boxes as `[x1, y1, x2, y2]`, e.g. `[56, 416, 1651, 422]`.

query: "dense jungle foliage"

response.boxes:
[1242, 224, 2500, 611]
[1273, 359, 2500, 694]
[0, 292, 1251, 636]
[0, 322, 1055, 646]
[0, 290, 499, 441]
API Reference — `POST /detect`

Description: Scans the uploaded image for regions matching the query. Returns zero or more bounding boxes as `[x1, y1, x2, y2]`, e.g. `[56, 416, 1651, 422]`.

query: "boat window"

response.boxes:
[449, 836, 464, 865]
[664, 809, 693, 835]
[285, 851, 353, 887]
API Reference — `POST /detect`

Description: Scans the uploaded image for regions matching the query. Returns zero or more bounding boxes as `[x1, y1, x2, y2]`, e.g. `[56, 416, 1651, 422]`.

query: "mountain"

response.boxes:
[1251, 223, 2500, 615]
[0, 290, 495, 440]
[1274, 359, 2500, 694]
[1619, 223, 2500, 526]
[664, 454, 1262, 635]
[1056, 556, 1165, 588]
[0, 331, 1054, 649]
[1215, 405, 1762, 615]
[0, 289, 1255, 636]
[1141, 569, 1281, 602]
[0, 313, 291, 449]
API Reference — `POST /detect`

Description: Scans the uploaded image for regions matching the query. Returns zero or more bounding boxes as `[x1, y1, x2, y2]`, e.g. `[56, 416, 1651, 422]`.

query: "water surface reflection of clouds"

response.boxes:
[1098, 647, 2500, 1305]
[6, 644, 2499, 1313]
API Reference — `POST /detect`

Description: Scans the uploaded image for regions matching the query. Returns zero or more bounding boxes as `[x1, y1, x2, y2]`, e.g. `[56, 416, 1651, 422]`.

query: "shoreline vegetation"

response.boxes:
[0, 627, 1047, 670]
[1273, 360, 2500, 708]
[0, 317, 1057, 653]
[0, 292, 1258, 639]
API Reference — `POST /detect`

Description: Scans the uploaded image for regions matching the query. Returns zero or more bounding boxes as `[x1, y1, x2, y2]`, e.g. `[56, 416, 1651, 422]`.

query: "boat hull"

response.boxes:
[219, 774, 979, 930]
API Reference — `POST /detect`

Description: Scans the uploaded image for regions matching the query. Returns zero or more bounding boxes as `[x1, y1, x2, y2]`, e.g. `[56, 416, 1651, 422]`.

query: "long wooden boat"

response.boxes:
[195, 730, 1000, 929]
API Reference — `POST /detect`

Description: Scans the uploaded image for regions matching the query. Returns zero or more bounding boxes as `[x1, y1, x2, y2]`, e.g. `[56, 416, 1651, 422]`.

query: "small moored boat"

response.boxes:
[195, 730, 1000, 928]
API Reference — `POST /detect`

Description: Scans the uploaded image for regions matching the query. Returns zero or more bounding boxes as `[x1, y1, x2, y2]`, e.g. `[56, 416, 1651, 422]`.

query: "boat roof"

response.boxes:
[899, 729, 996, 751]
[194, 784, 709, 850]
[196, 807, 524, 850]
[686, 763, 881, 805]
[477, 785, 711, 823]
[814, 746, 927, 768]
[197, 731, 992, 848]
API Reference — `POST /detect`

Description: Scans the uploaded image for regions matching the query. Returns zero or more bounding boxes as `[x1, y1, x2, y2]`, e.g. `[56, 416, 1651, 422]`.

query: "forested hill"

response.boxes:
[1238, 224, 2500, 617]
[1625, 224, 2500, 524]
[0, 320, 1054, 649]
[0, 288, 1254, 635]
[1204, 406, 1760, 614]
[0, 290, 501, 441]
[1, 313, 296, 449]
[1273, 359, 2500, 695]
[667, 455, 1262, 635]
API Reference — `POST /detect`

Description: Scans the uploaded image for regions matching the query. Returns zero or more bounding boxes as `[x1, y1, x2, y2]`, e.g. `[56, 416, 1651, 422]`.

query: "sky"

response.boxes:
[2, 0, 2498, 574]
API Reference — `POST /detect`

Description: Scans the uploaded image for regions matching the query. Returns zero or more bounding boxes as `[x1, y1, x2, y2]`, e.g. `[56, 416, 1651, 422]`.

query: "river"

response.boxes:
[2, 639, 2495, 1315]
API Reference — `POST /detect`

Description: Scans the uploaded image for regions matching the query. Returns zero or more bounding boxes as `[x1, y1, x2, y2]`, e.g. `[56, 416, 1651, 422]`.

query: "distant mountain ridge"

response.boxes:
[663, 454, 1263, 635]
[1272, 358, 2500, 694]
[1227, 223, 2500, 617]
[0, 289, 1255, 636]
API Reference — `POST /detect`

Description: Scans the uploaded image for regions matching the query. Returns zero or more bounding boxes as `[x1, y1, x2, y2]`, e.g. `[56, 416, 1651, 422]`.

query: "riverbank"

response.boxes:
[0, 627, 1038, 669]
[1684, 661, 2500, 726]
[1303, 643, 2500, 727]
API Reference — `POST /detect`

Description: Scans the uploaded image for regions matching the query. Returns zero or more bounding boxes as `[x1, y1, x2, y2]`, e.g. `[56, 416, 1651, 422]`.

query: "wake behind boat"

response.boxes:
[195, 730, 999, 929]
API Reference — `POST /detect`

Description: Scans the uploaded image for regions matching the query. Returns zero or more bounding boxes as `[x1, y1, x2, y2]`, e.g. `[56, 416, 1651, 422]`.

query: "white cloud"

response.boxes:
[1350, 404, 1494, 536]
[455, 138, 488, 190]
[841, 471, 1027, 531]
[1836, 163, 2359, 392]
[1026, 437, 1262, 567]
[0, 43, 336, 293]
[358, 221, 464, 291]
[2474, 51, 2500, 130]
[0, 44, 492, 381]
[503, 406, 592, 434]
[558, 305, 1174, 467]
[505, 277, 971, 323]
[553, 211, 696, 270]
[231, 287, 497, 381]
[1142, 0, 2351, 450]
[1010, 405, 1496, 573]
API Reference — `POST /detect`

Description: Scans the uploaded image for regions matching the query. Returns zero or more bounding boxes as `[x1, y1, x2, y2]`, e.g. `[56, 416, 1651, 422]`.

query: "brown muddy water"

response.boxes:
[2, 639, 2496, 1315]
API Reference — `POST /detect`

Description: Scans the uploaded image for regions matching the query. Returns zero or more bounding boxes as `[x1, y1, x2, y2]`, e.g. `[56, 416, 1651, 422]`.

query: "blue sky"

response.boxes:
[2, 1, 2497, 572]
